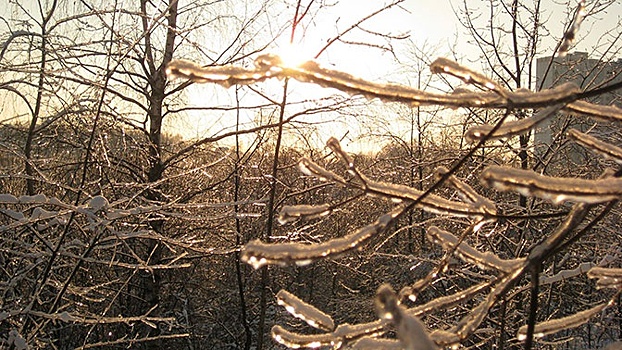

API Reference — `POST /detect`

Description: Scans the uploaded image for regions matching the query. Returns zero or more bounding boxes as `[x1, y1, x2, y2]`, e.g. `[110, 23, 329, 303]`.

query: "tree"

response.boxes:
[1, 0, 411, 348]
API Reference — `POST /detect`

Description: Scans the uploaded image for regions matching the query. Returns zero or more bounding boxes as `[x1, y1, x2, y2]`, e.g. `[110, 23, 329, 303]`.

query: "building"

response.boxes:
[534, 52, 622, 169]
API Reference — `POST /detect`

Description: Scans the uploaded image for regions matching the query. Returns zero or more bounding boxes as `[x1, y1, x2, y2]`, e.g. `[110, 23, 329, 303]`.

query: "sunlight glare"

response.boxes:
[277, 43, 312, 68]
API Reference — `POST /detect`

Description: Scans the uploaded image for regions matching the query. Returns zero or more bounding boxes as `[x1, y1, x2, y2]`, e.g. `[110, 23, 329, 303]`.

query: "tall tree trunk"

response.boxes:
[234, 87, 252, 350]
[24, 0, 57, 195]
[135, 0, 178, 344]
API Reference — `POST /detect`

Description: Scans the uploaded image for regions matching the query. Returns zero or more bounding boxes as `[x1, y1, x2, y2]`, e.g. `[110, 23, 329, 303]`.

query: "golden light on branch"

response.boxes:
[164, 50, 622, 349]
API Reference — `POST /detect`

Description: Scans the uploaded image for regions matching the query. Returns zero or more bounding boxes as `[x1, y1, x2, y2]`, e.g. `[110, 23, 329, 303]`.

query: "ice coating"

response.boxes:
[427, 226, 524, 273]
[276, 290, 334, 331]
[568, 129, 622, 164]
[241, 205, 407, 268]
[481, 165, 622, 204]
[516, 302, 609, 341]
[165, 55, 622, 112]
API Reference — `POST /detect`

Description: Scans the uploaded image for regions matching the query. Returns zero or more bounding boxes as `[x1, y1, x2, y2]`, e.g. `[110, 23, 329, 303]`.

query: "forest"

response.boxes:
[1, 0, 621, 349]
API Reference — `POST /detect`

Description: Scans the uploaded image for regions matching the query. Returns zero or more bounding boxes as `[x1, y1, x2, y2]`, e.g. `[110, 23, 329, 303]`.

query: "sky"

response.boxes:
[1, 0, 621, 153]
[180, 0, 622, 152]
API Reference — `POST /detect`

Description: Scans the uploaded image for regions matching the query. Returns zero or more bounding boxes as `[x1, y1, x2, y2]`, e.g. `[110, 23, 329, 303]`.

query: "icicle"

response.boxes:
[375, 284, 438, 350]
[466, 104, 564, 143]
[481, 165, 622, 204]
[276, 290, 335, 331]
[278, 204, 332, 224]
[241, 205, 407, 268]
[517, 302, 609, 341]
[587, 267, 622, 289]
[567, 129, 622, 164]
[558, 0, 587, 57]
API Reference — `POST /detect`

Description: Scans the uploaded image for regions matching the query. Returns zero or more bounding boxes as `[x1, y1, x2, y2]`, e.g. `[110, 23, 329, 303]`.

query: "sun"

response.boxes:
[276, 43, 313, 68]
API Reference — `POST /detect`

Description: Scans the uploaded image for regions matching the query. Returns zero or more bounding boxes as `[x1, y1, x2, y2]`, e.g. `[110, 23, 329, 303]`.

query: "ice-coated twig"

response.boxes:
[326, 137, 366, 183]
[427, 226, 524, 273]
[362, 170, 495, 219]
[350, 338, 402, 349]
[409, 281, 491, 317]
[299, 139, 496, 220]
[481, 165, 622, 204]
[164, 55, 281, 87]
[271, 282, 485, 349]
[567, 129, 622, 164]
[434, 166, 496, 213]
[165, 55, 603, 109]
[325, 139, 496, 219]
[278, 204, 332, 224]
[539, 261, 595, 285]
[272, 321, 387, 349]
[517, 301, 610, 341]
[400, 222, 484, 302]
[271, 325, 337, 349]
[558, 0, 587, 57]
[241, 204, 408, 269]
[565, 100, 622, 121]
[449, 267, 525, 340]
[465, 104, 565, 143]
[375, 284, 438, 350]
[298, 157, 347, 183]
[276, 290, 335, 331]
[166, 54, 622, 122]
[587, 267, 622, 289]
[430, 57, 509, 98]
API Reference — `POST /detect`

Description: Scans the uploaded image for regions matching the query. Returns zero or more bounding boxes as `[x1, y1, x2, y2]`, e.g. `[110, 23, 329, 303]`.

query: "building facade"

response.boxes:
[534, 52, 622, 170]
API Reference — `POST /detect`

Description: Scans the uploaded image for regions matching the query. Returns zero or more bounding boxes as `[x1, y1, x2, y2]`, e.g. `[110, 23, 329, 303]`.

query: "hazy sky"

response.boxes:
[2, 0, 621, 151]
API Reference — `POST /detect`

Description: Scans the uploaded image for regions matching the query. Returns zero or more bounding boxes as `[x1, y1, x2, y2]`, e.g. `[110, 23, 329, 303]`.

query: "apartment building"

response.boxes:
[534, 52, 622, 168]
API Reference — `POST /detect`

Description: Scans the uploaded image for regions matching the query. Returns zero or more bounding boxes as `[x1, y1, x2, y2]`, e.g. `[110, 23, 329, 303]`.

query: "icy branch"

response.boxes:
[165, 55, 622, 113]
[375, 284, 438, 350]
[481, 165, 622, 204]
[558, 0, 587, 57]
[241, 204, 407, 269]
[588, 267, 622, 289]
[278, 204, 332, 224]
[567, 129, 622, 164]
[427, 226, 524, 273]
[517, 302, 609, 341]
[276, 290, 335, 331]
[466, 104, 565, 143]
